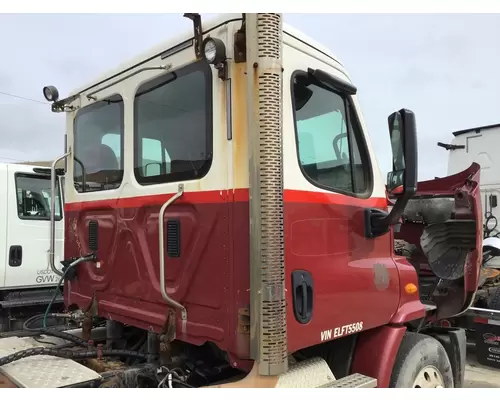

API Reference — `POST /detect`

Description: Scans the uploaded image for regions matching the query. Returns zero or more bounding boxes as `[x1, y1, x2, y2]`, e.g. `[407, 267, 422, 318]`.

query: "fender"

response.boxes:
[390, 257, 426, 324]
[350, 325, 406, 388]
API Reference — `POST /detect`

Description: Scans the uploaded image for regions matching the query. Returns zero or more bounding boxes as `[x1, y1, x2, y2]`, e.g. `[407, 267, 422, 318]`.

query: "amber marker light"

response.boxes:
[405, 283, 418, 295]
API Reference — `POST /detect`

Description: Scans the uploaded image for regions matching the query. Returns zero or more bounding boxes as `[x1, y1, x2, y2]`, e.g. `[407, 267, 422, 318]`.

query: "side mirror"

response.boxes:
[386, 109, 418, 197]
[366, 108, 418, 238]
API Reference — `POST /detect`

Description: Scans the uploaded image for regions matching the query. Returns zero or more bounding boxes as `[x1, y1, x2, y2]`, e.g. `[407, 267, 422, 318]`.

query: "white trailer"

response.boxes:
[0, 162, 65, 332]
[441, 123, 500, 257]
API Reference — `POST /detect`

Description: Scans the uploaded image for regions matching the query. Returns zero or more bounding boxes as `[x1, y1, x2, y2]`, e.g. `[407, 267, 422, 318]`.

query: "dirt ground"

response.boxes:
[465, 346, 500, 388]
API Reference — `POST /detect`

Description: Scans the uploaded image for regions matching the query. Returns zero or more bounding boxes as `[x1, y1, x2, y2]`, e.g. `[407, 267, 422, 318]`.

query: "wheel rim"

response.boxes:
[412, 366, 445, 388]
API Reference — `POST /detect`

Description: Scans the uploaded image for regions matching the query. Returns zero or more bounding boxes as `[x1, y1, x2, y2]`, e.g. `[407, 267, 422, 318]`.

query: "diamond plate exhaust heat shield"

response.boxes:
[246, 13, 287, 376]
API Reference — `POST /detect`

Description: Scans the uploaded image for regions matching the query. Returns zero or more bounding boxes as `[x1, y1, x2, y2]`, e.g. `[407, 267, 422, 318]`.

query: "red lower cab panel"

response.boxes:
[64, 188, 402, 366]
[64, 163, 481, 373]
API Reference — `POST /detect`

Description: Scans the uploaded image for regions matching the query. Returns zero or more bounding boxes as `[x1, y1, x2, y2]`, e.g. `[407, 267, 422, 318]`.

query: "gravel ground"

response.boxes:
[465, 345, 500, 388]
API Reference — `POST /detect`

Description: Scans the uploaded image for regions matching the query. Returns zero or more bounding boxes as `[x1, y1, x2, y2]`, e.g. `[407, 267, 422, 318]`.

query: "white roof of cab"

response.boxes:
[69, 13, 343, 97]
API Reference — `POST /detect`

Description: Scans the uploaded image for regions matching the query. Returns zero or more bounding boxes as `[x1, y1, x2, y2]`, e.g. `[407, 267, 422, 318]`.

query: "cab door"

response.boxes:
[4, 166, 64, 289]
[283, 45, 400, 353]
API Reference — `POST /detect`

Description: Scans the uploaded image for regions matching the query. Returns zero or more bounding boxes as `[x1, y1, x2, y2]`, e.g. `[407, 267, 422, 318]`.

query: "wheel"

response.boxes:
[389, 332, 454, 388]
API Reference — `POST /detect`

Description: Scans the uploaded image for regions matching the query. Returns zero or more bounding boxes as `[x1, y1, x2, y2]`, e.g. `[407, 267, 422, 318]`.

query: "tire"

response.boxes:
[487, 287, 500, 310]
[389, 332, 454, 388]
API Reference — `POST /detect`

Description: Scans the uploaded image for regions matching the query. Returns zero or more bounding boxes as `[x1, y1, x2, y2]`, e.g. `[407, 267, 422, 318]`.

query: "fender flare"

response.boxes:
[350, 325, 406, 388]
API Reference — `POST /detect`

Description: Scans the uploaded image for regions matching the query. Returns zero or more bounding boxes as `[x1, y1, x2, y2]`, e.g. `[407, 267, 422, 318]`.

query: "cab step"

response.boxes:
[210, 357, 378, 388]
[319, 373, 377, 388]
[0, 335, 101, 388]
[275, 357, 377, 388]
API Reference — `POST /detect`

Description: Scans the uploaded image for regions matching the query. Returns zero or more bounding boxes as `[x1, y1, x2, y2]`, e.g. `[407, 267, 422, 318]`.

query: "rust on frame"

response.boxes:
[237, 307, 250, 335]
[0, 372, 17, 388]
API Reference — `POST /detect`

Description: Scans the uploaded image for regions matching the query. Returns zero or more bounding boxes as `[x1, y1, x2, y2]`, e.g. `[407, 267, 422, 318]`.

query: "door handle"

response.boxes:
[9, 245, 22, 267]
[291, 270, 314, 324]
[301, 281, 308, 320]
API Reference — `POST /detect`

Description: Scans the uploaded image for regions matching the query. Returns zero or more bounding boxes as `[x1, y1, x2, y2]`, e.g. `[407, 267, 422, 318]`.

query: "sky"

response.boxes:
[0, 13, 499, 181]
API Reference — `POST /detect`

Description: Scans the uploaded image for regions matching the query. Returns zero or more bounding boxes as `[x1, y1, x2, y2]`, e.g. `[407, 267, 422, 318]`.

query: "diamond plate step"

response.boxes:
[320, 373, 377, 388]
[275, 357, 336, 387]
[0, 336, 101, 388]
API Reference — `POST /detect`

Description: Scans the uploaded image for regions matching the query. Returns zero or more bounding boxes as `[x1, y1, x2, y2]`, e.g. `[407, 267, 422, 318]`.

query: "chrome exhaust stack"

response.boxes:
[245, 13, 287, 376]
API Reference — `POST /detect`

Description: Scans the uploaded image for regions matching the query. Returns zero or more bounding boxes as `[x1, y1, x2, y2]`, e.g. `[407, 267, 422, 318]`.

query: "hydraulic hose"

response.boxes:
[23, 313, 70, 332]
[43, 263, 71, 328]
[16, 328, 90, 348]
[0, 347, 149, 367]
[42, 253, 96, 328]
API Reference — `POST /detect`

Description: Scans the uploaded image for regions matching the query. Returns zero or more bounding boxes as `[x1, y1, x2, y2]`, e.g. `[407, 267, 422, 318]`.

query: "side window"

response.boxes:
[292, 73, 371, 196]
[73, 94, 124, 193]
[16, 174, 62, 220]
[134, 61, 212, 185]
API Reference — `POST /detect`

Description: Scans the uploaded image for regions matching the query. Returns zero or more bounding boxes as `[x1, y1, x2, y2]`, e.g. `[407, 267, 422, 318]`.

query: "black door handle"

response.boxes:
[291, 270, 313, 324]
[301, 281, 308, 320]
[9, 245, 22, 267]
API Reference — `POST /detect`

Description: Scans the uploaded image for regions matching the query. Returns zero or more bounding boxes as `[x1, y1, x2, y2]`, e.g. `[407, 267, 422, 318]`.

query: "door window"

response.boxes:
[292, 72, 372, 196]
[16, 174, 62, 220]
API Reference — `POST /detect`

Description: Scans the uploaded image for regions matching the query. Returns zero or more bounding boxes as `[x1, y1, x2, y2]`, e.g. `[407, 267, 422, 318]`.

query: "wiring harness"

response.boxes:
[0, 347, 148, 367]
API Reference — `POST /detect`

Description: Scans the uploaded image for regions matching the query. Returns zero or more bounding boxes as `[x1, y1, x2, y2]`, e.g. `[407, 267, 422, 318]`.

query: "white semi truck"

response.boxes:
[0, 162, 65, 332]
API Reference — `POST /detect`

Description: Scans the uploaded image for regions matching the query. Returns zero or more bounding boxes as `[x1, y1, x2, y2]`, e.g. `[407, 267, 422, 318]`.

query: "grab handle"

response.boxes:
[50, 152, 71, 276]
[158, 184, 186, 320]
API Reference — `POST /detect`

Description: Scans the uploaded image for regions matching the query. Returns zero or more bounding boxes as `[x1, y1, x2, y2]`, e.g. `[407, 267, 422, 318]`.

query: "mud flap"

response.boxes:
[429, 327, 466, 388]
